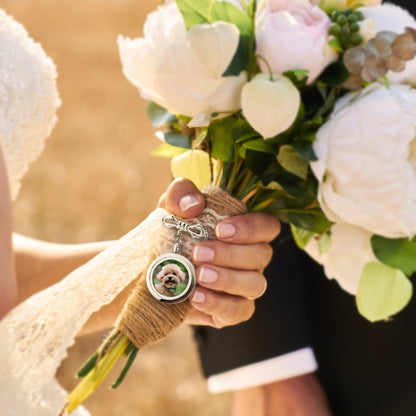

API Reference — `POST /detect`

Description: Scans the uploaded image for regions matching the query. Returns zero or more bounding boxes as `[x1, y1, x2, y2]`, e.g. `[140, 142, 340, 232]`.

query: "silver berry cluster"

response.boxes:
[343, 28, 416, 89]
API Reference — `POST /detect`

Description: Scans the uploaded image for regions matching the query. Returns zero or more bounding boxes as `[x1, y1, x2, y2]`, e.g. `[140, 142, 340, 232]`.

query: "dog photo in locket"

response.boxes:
[153, 260, 189, 298]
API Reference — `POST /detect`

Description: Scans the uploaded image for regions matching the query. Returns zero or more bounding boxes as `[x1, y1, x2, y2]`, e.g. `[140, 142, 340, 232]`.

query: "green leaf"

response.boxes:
[163, 132, 192, 149]
[211, 1, 251, 35]
[356, 262, 413, 322]
[314, 86, 337, 118]
[290, 224, 314, 249]
[290, 102, 306, 132]
[175, 0, 210, 29]
[371, 235, 416, 276]
[288, 208, 333, 234]
[211, 2, 253, 76]
[283, 69, 309, 89]
[209, 117, 235, 161]
[230, 115, 257, 141]
[328, 37, 344, 53]
[235, 132, 260, 144]
[192, 127, 208, 149]
[151, 142, 188, 158]
[222, 35, 251, 76]
[318, 61, 350, 87]
[291, 141, 318, 161]
[277, 145, 309, 180]
[245, 149, 274, 176]
[279, 177, 316, 203]
[146, 102, 176, 127]
[318, 232, 332, 255]
[243, 138, 275, 154]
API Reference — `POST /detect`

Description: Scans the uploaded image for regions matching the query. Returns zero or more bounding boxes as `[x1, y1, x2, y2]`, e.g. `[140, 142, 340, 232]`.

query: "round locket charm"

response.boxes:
[146, 253, 197, 304]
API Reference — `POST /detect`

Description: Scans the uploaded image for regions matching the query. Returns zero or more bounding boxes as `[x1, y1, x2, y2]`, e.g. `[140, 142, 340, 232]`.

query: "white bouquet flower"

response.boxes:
[118, 2, 246, 117]
[312, 83, 416, 239]
[62, 0, 416, 412]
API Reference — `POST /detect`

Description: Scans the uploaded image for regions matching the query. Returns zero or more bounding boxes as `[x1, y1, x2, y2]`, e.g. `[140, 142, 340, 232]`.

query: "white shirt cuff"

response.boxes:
[207, 347, 318, 394]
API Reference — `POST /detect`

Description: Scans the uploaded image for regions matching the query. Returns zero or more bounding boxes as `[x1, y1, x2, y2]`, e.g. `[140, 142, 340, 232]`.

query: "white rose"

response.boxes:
[304, 223, 376, 294]
[118, 3, 246, 117]
[359, 3, 416, 86]
[312, 83, 416, 238]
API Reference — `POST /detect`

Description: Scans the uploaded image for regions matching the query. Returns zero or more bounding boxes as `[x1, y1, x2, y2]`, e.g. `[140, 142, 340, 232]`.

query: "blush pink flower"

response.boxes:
[256, 0, 337, 84]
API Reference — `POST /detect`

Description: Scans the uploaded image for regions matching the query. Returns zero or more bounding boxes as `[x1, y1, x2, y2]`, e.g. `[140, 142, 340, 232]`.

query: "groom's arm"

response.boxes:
[232, 374, 333, 416]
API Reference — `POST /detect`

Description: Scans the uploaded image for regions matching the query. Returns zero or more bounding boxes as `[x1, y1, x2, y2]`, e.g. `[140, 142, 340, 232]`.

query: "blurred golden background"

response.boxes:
[2, 1, 231, 414]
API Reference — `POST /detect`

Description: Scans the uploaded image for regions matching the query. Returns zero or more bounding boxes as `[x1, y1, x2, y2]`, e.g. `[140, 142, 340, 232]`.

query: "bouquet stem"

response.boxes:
[63, 333, 137, 413]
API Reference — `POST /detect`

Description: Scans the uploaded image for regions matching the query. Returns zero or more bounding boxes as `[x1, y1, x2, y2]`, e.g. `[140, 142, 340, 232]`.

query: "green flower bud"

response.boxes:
[350, 22, 360, 33]
[337, 15, 348, 25]
[329, 23, 342, 37]
[331, 10, 341, 21]
[348, 14, 358, 23]
[351, 34, 364, 46]
[355, 11, 365, 22]
[342, 25, 351, 37]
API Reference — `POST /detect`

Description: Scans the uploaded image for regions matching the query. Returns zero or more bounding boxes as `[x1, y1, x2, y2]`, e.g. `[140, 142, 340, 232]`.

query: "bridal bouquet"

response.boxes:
[64, 0, 416, 412]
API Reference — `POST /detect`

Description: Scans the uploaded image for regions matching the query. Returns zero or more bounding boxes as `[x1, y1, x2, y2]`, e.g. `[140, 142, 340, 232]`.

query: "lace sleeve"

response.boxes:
[0, 208, 169, 415]
[0, 8, 60, 200]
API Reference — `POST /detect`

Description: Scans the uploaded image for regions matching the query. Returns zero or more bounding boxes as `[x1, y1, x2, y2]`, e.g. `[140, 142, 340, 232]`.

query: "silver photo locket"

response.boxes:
[146, 214, 207, 304]
[146, 253, 197, 303]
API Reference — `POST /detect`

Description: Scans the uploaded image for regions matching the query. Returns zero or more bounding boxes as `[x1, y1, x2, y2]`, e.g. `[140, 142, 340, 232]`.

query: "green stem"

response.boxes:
[226, 153, 243, 195]
[236, 170, 253, 198]
[245, 186, 263, 209]
[111, 346, 139, 389]
[207, 0, 215, 22]
[76, 351, 99, 378]
[255, 54, 274, 81]
[247, 0, 257, 81]
[65, 335, 131, 413]
[251, 198, 275, 212]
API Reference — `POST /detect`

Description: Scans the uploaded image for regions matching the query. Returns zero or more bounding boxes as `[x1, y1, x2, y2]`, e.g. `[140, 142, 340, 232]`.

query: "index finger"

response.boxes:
[215, 213, 281, 244]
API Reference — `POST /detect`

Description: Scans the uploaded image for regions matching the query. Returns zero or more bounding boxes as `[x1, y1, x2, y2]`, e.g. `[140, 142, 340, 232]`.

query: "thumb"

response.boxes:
[158, 178, 205, 218]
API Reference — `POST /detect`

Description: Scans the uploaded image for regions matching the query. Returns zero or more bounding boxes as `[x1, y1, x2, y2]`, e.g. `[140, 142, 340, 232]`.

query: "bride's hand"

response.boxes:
[158, 178, 281, 328]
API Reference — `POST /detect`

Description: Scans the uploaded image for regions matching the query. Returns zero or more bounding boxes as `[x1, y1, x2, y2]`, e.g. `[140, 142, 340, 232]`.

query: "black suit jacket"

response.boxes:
[196, 1, 416, 414]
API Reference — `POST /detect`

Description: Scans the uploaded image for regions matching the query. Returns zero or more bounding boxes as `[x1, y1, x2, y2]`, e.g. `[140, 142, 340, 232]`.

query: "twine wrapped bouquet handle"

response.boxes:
[110, 186, 247, 350]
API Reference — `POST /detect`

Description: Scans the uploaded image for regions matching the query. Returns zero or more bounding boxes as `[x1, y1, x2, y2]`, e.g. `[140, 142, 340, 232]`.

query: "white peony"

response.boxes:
[304, 223, 376, 294]
[118, 3, 246, 117]
[312, 83, 416, 238]
[359, 3, 416, 86]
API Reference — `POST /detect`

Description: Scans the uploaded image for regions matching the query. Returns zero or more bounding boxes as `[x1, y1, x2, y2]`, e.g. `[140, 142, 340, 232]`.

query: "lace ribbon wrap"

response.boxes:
[0, 186, 245, 415]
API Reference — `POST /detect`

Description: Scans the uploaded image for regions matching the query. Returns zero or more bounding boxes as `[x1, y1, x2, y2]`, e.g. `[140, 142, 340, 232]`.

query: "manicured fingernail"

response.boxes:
[216, 223, 236, 239]
[191, 289, 206, 304]
[199, 267, 218, 283]
[179, 194, 201, 212]
[193, 246, 214, 262]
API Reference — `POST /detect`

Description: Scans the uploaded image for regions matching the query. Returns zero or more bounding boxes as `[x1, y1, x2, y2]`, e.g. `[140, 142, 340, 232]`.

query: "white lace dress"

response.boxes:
[0, 9, 171, 415]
